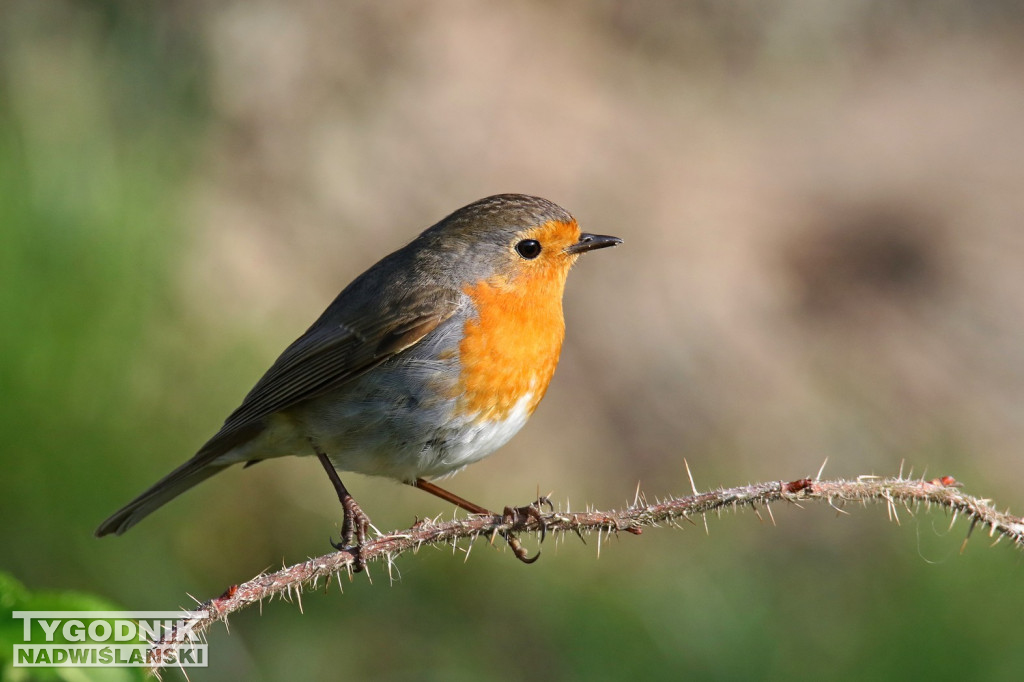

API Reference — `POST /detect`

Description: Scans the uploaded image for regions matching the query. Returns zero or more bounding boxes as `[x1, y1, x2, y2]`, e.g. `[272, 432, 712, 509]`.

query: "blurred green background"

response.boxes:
[3, 1, 1024, 680]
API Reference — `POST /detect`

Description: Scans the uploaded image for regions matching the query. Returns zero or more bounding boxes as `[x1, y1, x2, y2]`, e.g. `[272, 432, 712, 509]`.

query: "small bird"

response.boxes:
[96, 194, 621, 562]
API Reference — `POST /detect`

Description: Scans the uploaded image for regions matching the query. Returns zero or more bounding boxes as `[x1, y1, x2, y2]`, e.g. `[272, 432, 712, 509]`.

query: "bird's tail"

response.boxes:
[94, 459, 227, 537]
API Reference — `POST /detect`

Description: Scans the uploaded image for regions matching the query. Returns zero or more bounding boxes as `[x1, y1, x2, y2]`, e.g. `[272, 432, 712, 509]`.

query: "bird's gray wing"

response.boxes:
[198, 283, 464, 460]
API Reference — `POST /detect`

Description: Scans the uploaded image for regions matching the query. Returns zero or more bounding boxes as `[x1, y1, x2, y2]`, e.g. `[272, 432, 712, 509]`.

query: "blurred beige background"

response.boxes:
[4, 1, 1024, 680]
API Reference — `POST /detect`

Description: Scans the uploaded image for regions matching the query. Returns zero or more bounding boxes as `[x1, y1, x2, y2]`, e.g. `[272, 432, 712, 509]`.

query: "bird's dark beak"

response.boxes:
[566, 233, 623, 255]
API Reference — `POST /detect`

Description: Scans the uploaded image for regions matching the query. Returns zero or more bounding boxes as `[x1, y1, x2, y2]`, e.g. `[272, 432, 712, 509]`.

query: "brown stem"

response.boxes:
[146, 473, 1024, 674]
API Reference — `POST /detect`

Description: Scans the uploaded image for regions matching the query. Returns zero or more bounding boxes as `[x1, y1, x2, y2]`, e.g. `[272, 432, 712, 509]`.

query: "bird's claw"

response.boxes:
[501, 496, 552, 564]
[330, 494, 370, 572]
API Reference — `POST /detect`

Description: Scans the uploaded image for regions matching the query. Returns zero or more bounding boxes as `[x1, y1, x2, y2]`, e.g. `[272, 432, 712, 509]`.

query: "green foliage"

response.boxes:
[0, 572, 145, 682]
[0, 1, 207, 560]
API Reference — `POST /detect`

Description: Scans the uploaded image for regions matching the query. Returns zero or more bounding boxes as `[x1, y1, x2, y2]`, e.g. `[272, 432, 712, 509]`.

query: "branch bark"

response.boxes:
[149, 473, 1024, 673]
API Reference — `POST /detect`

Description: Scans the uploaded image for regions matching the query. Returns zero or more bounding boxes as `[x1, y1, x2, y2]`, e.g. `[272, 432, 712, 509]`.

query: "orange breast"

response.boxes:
[455, 272, 567, 422]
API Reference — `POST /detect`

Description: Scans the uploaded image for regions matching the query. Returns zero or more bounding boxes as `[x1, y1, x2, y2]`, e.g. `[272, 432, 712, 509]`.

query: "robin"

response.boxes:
[96, 194, 621, 564]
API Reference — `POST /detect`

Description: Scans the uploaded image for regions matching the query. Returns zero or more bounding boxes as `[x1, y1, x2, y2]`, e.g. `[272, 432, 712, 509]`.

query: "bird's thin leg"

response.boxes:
[411, 478, 545, 564]
[313, 445, 369, 569]
[412, 478, 492, 514]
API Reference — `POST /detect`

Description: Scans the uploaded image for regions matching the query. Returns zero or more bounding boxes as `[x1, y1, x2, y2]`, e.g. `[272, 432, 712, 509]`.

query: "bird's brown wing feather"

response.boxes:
[201, 285, 463, 460]
[94, 284, 463, 537]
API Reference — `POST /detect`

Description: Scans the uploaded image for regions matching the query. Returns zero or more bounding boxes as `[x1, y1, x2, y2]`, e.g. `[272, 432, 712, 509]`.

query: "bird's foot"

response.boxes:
[501, 496, 553, 564]
[330, 493, 370, 572]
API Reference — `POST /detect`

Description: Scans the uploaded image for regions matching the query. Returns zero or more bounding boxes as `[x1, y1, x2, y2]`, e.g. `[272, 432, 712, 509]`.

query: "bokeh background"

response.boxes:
[3, 1, 1024, 679]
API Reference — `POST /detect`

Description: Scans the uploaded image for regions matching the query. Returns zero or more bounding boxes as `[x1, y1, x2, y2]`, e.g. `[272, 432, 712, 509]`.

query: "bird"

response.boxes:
[96, 194, 621, 563]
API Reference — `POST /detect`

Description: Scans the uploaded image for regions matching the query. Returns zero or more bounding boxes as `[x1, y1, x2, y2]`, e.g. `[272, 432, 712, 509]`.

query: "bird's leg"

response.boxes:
[503, 495, 554, 543]
[313, 445, 369, 571]
[412, 478, 491, 515]
[411, 478, 546, 564]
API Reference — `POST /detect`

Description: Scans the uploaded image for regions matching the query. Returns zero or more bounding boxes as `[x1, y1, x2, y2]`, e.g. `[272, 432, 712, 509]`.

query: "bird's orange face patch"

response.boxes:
[454, 219, 581, 422]
[509, 217, 583, 276]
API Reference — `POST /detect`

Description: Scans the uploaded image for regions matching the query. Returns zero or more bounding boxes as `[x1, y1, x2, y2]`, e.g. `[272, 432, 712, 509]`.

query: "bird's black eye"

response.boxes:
[515, 239, 542, 259]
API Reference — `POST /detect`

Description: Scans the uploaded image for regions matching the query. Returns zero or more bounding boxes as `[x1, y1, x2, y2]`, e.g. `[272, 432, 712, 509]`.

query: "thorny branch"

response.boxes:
[149, 472, 1024, 673]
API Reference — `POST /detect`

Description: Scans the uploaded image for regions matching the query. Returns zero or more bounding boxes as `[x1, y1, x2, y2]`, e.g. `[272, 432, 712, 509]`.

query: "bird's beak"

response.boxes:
[565, 233, 623, 255]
